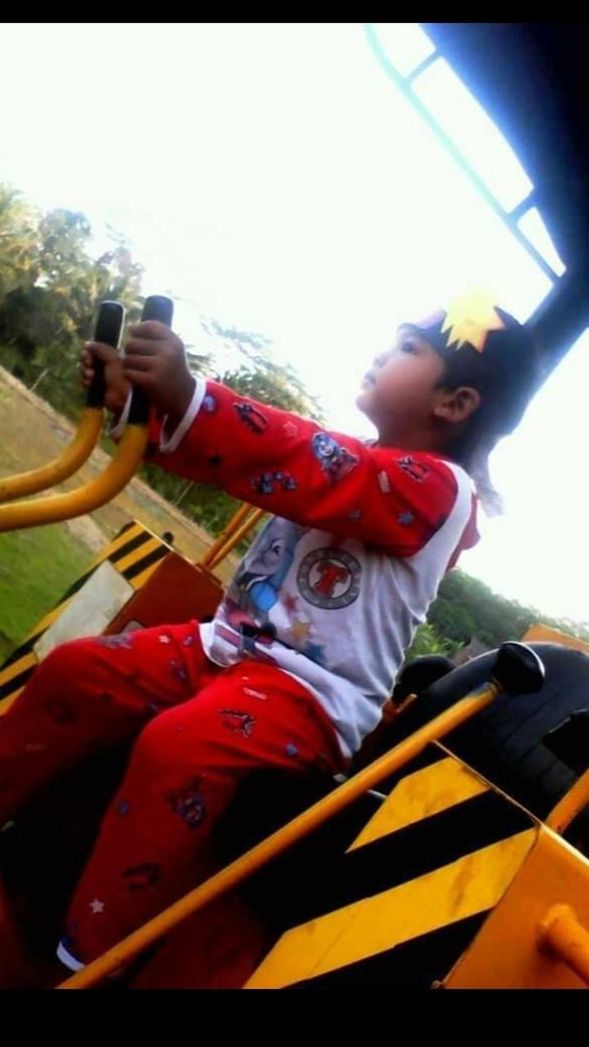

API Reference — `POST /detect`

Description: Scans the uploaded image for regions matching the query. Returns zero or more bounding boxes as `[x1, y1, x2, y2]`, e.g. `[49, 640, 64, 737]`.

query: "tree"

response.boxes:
[0, 186, 40, 300]
[0, 186, 144, 414]
[204, 318, 324, 422]
[427, 568, 589, 650]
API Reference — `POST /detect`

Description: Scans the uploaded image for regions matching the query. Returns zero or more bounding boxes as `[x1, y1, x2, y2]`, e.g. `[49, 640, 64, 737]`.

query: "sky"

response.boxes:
[1, 22, 587, 622]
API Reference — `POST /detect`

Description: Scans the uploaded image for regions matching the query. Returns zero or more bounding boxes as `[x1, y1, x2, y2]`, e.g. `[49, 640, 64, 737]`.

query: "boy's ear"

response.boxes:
[433, 385, 481, 425]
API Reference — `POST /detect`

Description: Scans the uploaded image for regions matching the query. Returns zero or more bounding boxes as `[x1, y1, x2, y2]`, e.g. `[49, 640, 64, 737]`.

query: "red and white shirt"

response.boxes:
[146, 379, 479, 757]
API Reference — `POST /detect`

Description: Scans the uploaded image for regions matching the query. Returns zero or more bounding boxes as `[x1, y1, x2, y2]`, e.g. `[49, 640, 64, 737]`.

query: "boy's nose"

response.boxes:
[374, 348, 393, 368]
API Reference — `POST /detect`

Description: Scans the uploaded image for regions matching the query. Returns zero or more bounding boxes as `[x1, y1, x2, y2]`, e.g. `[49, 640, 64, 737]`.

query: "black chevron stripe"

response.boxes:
[109, 531, 156, 564]
[114, 521, 136, 539]
[286, 911, 488, 989]
[121, 546, 168, 580]
[278, 789, 532, 929]
[374, 738, 447, 795]
[0, 665, 35, 701]
[0, 641, 38, 671]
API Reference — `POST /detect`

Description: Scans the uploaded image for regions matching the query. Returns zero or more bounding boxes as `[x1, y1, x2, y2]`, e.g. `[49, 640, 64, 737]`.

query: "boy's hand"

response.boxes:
[81, 322, 196, 427]
[80, 342, 130, 415]
[123, 321, 196, 426]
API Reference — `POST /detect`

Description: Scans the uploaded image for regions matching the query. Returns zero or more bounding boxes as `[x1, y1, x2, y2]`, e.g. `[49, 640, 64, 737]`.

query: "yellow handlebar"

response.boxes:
[0, 424, 148, 532]
[0, 300, 124, 505]
[0, 296, 174, 532]
[0, 407, 104, 504]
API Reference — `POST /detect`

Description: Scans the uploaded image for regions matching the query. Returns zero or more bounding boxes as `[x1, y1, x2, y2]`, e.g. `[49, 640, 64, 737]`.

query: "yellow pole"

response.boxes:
[199, 504, 253, 568]
[58, 679, 501, 989]
[0, 425, 148, 532]
[545, 767, 589, 835]
[206, 508, 265, 570]
[0, 408, 103, 503]
[539, 904, 589, 986]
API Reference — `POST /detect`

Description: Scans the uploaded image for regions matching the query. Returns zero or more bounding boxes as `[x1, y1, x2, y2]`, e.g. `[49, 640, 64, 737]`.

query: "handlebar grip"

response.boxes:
[86, 300, 125, 408]
[128, 295, 175, 425]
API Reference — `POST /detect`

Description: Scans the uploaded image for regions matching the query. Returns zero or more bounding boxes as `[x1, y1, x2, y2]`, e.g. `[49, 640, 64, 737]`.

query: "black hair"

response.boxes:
[419, 308, 541, 513]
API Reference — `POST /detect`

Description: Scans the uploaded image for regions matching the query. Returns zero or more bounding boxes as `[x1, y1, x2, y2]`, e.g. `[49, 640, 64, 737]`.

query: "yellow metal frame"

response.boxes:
[546, 766, 589, 835]
[53, 656, 589, 990]
[199, 503, 252, 567]
[245, 741, 539, 989]
[444, 825, 589, 989]
[57, 678, 502, 988]
[205, 508, 265, 570]
[0, 424, 148, 532]
[540, 904, 589, 986]
[199, 505, 265, 570]
[0, 407, 104, 504]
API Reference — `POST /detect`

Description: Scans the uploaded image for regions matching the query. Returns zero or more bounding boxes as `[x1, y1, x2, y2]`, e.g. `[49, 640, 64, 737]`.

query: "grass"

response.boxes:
[0, 525, 92, 661]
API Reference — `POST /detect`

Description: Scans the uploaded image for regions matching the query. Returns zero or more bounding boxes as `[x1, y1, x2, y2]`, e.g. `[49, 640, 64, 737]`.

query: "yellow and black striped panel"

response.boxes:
[0, 521, 169, 712]
[348, 747, 489, 850]
[245, 745, 538, 989]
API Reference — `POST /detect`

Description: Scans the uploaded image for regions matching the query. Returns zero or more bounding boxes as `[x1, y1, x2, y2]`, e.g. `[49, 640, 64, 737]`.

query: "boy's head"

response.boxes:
[357, 291, 539, 472]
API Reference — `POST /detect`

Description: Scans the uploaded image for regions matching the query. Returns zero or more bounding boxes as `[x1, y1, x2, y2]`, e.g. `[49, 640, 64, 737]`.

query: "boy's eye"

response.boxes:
[401, 340, 416, 354]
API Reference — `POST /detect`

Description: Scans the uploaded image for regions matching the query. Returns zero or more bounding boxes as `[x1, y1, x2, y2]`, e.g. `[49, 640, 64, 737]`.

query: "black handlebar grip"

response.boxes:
[392, 655, 455, 703]
[493, 641, 546, 694]
[86, 300, 125, 408]
[140, 294, 175, 327]
[128, 295, 175, 425]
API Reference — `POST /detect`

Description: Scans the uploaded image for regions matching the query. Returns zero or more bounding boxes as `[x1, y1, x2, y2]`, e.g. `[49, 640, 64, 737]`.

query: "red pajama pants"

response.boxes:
[0, 622, 344, 973]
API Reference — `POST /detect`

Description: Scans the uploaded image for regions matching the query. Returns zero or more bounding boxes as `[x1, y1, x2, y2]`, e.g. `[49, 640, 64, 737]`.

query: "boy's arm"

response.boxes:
[144, 378, 472, 557]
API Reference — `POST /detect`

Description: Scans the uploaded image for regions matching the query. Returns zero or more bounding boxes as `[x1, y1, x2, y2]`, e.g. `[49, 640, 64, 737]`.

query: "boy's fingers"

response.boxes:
[125, 339, 159, 357]
[129, 320, 170, 339]
[122, 367, 155, 386]
[122, 356, 154, 374]
[84, 341, 120, 362]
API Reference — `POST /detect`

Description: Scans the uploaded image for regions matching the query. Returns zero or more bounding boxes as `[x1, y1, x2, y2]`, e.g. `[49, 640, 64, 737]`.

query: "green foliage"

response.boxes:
[0, 185, 144, 417]
[428, 569, 589, 651]
[207, 319, 324, 423]
[404, 622, 461, 663]
[405, 569, 589, 669]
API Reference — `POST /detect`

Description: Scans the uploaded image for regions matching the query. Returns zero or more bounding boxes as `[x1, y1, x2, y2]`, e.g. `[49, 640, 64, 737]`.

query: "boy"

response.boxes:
[0, 291, 538, 972]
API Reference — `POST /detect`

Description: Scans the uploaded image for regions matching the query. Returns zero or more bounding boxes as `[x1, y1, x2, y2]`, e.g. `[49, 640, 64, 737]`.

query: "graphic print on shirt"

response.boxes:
[297, 547, 362, 610]
[219, 517, 304, 659]
[228, 517, 304, 618]
[219, 517, 354, 668]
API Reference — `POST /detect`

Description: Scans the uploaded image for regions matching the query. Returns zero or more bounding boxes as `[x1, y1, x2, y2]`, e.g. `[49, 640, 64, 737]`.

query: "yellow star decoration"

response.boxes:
[290, 617, 311, 643]
[441, 290, 505, 353]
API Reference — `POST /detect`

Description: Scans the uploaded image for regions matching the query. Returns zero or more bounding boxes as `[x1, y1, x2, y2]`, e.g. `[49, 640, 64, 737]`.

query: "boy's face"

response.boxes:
[356, 325, 447, 441]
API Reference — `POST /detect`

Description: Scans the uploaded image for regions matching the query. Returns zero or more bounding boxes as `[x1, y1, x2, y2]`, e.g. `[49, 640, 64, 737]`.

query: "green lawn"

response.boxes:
[0, 525, 92, 661]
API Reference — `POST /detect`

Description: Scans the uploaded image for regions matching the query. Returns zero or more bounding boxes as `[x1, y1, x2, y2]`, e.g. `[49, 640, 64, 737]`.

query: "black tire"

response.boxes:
[370, 643, 589, 846]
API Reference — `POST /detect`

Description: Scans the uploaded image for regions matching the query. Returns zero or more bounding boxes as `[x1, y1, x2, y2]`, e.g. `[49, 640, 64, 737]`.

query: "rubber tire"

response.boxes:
[376, 642, 589, 845]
